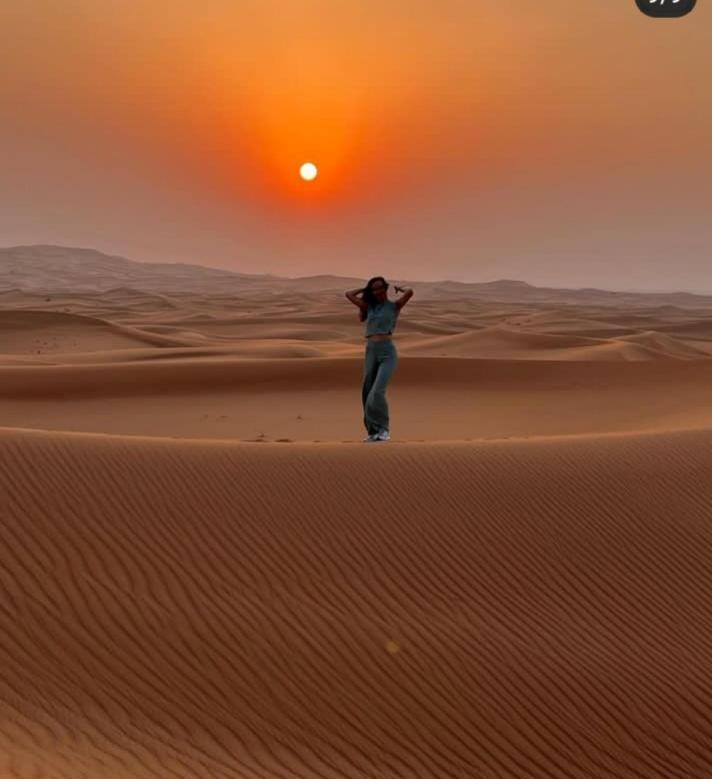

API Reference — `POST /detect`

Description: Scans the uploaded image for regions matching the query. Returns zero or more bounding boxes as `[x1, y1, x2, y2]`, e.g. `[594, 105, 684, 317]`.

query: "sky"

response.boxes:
[2, 0, 711, 291]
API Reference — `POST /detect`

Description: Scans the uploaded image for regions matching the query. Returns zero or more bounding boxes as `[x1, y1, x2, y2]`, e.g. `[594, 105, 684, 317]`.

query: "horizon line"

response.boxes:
[2, 243, 711, 299]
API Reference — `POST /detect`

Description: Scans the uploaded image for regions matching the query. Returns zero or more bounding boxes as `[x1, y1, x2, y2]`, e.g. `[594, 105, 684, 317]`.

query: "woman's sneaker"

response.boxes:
[375, 429, 391, 441]
[363, 433, 378, 442]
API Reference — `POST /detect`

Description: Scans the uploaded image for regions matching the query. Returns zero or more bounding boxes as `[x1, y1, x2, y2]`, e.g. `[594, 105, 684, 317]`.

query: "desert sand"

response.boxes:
[2, 247, 712, 777]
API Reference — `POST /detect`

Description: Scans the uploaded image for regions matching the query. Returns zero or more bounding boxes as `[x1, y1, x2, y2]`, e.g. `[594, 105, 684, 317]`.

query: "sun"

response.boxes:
[299, 162, 318, 182]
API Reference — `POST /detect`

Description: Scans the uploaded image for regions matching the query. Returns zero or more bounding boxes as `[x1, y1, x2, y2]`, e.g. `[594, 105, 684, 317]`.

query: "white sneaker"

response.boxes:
[363, 433, 378, 442]
[375, 429, 391, 441]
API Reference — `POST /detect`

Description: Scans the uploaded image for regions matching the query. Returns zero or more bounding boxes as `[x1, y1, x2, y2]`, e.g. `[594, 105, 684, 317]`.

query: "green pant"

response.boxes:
[362, 339, 398, 435]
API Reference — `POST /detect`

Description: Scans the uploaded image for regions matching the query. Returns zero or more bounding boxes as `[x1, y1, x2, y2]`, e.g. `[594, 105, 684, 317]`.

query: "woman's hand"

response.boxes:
[394, 285, 414, 310]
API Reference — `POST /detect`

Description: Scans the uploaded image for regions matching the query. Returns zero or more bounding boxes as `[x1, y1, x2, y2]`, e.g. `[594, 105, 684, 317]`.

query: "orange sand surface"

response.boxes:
[2, 279, 712, 777]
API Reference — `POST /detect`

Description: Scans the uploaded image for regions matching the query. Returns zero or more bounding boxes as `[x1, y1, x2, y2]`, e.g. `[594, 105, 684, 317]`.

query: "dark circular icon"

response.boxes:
[635, 0, 697, 17]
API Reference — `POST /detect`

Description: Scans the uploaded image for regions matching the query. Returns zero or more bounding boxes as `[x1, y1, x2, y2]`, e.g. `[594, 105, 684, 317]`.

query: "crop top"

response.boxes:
[365, 300, 399, 337]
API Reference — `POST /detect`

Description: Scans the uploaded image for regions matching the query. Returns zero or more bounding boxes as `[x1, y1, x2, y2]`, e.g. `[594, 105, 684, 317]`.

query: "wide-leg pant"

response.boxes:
[362, 339, 398, 435]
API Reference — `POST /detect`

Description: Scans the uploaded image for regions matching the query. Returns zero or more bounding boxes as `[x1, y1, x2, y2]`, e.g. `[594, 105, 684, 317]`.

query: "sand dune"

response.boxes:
[617, 331, 711, 359]
[4, 251, 712, 777]
[2, 425, 712, 778]
[0, 309, 191, 355]
[7, 245, 712, 309]
[5, 355, 712, 441]
[397, 324, 684, 360]
[5, 282, 712, 367]
[0, 245, 271, 294]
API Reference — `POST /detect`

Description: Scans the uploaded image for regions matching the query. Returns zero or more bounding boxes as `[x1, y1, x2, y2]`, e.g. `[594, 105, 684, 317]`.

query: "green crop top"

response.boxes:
[365, 300, 399, 337]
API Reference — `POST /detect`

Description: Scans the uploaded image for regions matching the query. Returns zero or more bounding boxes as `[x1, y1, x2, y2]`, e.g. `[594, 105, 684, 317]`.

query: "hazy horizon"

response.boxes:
[3, 1, 711, 292]
[8, 242, 712, 298]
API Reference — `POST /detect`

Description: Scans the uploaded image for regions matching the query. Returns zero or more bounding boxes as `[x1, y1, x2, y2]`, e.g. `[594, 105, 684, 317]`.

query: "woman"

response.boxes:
[345, 277, 414, 442]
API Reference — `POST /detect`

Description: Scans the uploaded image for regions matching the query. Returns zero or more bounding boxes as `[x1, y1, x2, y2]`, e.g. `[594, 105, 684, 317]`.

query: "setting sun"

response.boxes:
[299, 162, 318, 182]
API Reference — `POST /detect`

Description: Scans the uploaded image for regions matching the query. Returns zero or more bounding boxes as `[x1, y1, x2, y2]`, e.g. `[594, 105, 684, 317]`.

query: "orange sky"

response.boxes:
[2, 0, 711, 291]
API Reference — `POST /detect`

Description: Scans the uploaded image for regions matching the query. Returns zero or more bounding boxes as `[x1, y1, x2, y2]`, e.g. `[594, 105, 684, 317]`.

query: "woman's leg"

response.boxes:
[362, 345, 380, 434]
[364, 343, 398, 433]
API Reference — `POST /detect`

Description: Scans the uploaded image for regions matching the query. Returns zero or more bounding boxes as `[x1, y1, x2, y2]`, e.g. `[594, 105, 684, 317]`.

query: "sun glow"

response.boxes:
[299, 162, 318, 181]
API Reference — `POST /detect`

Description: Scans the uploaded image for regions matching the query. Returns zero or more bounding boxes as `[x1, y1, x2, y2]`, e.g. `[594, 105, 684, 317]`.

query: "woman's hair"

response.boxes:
[359, 276, 389, 322]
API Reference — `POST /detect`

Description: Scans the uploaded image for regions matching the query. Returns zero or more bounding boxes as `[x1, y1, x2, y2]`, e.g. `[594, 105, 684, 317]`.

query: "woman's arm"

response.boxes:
[345, 287, 367, 310]
[394, 285, 414, 310]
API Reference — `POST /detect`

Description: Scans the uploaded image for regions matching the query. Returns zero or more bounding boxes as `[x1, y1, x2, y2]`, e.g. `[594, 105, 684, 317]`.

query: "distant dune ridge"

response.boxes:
[4, 244, 712, 305]
[3, 245, 712, 777]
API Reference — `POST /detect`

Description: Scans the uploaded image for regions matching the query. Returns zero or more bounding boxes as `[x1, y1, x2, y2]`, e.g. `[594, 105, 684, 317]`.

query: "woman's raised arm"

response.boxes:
[345, 287, 367, 309]
[394, 285, 414, 310]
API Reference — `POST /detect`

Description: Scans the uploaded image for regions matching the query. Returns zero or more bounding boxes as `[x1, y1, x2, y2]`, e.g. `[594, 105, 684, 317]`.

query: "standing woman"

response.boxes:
[345, 277, 414, 442]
